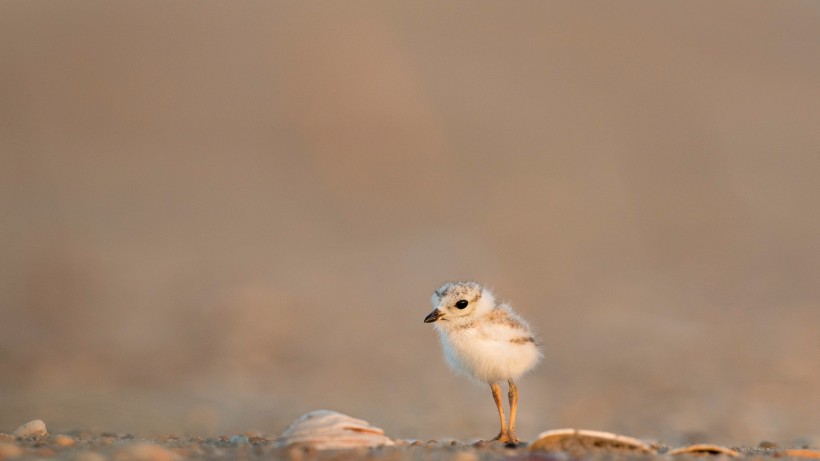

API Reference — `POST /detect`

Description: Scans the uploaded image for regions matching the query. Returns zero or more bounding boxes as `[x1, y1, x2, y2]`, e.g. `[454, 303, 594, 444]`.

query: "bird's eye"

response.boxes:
[455, 300, 468, 309]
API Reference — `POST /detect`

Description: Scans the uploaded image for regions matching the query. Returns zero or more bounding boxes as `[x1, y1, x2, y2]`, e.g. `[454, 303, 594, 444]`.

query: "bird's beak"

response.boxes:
[424, 308, 444, 323]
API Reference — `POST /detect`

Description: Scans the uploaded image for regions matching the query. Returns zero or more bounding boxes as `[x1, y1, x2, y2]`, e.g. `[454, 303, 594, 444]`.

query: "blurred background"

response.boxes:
[2, 0, 820, 447]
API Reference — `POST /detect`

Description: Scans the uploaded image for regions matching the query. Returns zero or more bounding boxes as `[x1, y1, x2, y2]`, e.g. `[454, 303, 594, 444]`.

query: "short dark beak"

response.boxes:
[424, 309, 443, 323]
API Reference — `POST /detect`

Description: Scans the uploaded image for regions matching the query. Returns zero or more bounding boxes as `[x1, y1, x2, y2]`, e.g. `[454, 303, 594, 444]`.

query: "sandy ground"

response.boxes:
[2, 427, 819, 461]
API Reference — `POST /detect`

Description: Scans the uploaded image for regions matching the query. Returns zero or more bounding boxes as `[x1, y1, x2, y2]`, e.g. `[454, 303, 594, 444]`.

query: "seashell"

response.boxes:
[13, 419, 48, 439]
[668, 444, 741, 457]
[275, 410, 394, 450]
[530, 428, 656, 455]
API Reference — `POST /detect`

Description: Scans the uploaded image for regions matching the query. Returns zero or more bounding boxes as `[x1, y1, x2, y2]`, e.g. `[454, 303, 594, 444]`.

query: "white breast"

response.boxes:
[437, 324, 541, 383]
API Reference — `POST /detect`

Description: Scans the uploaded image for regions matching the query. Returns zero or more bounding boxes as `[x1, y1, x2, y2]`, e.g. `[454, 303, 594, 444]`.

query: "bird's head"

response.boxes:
[424, 281, 495, 328]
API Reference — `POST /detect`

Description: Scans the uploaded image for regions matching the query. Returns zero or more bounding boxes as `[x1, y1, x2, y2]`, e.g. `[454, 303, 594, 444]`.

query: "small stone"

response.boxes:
[114, 443, 176, 461]
[0, 442, 24, 458]
[13, 419, 48, 439]
[229, 435, 249, 446]
[758, 441, 779, 449]
[68, 430, 93, 441]
[53, 435, 77, 447]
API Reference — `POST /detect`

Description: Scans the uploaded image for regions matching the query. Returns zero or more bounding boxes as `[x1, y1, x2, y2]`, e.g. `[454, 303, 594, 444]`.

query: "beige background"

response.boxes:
[2, 0, 820, 447]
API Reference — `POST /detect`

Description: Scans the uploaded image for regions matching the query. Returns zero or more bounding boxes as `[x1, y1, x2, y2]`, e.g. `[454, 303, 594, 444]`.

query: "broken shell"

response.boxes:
[530, 429, 656, 455]
[275, 410, 394, 450]
[668, 444, 741, 457]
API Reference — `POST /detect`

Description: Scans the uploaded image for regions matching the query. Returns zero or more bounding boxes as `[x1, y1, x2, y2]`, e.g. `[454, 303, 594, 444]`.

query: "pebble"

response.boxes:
[0, 442, 24, 458]
[54, 435, 77, 447]
[114, 443, 176, 461]
[229, 435, 249, 446]
[13, 419, 48, 439]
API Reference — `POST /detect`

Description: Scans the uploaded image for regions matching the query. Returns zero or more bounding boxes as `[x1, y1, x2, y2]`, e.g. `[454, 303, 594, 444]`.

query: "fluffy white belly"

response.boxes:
[439, 329, 540, 383]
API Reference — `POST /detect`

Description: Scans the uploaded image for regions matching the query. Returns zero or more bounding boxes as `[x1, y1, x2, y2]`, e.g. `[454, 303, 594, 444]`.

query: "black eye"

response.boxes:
[455, 300, 468, 309]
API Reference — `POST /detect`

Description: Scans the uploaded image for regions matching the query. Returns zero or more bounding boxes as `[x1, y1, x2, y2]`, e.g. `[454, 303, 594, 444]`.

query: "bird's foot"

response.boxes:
[491, 432, 525, 447]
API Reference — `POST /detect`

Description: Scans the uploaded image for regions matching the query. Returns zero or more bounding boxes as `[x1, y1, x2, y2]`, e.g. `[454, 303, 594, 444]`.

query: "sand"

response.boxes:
[3, 429, 819, 461]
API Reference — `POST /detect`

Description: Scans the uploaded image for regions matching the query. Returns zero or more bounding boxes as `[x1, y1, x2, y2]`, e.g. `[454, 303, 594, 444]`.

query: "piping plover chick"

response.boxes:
[424, 281, 541, 445]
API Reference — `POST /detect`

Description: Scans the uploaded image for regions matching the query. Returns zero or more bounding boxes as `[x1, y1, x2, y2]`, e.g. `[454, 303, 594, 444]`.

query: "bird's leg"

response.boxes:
[489, 382, 509, 442]
[506, 379, 521, 444]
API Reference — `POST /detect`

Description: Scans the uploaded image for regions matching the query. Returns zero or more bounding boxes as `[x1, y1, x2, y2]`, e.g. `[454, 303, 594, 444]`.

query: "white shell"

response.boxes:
[530, 428, 656, 454]
[275, 410, 394, 450]
[13, 419, 48, 439]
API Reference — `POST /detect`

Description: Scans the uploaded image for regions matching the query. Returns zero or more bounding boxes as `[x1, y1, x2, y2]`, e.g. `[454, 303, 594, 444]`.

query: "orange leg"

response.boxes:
[507, 379, 520, 444]
[489, 382, 508, 441]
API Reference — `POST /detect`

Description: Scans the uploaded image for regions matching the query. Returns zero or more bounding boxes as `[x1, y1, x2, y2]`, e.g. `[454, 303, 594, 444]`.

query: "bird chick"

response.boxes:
[424, 281, 541, 445]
